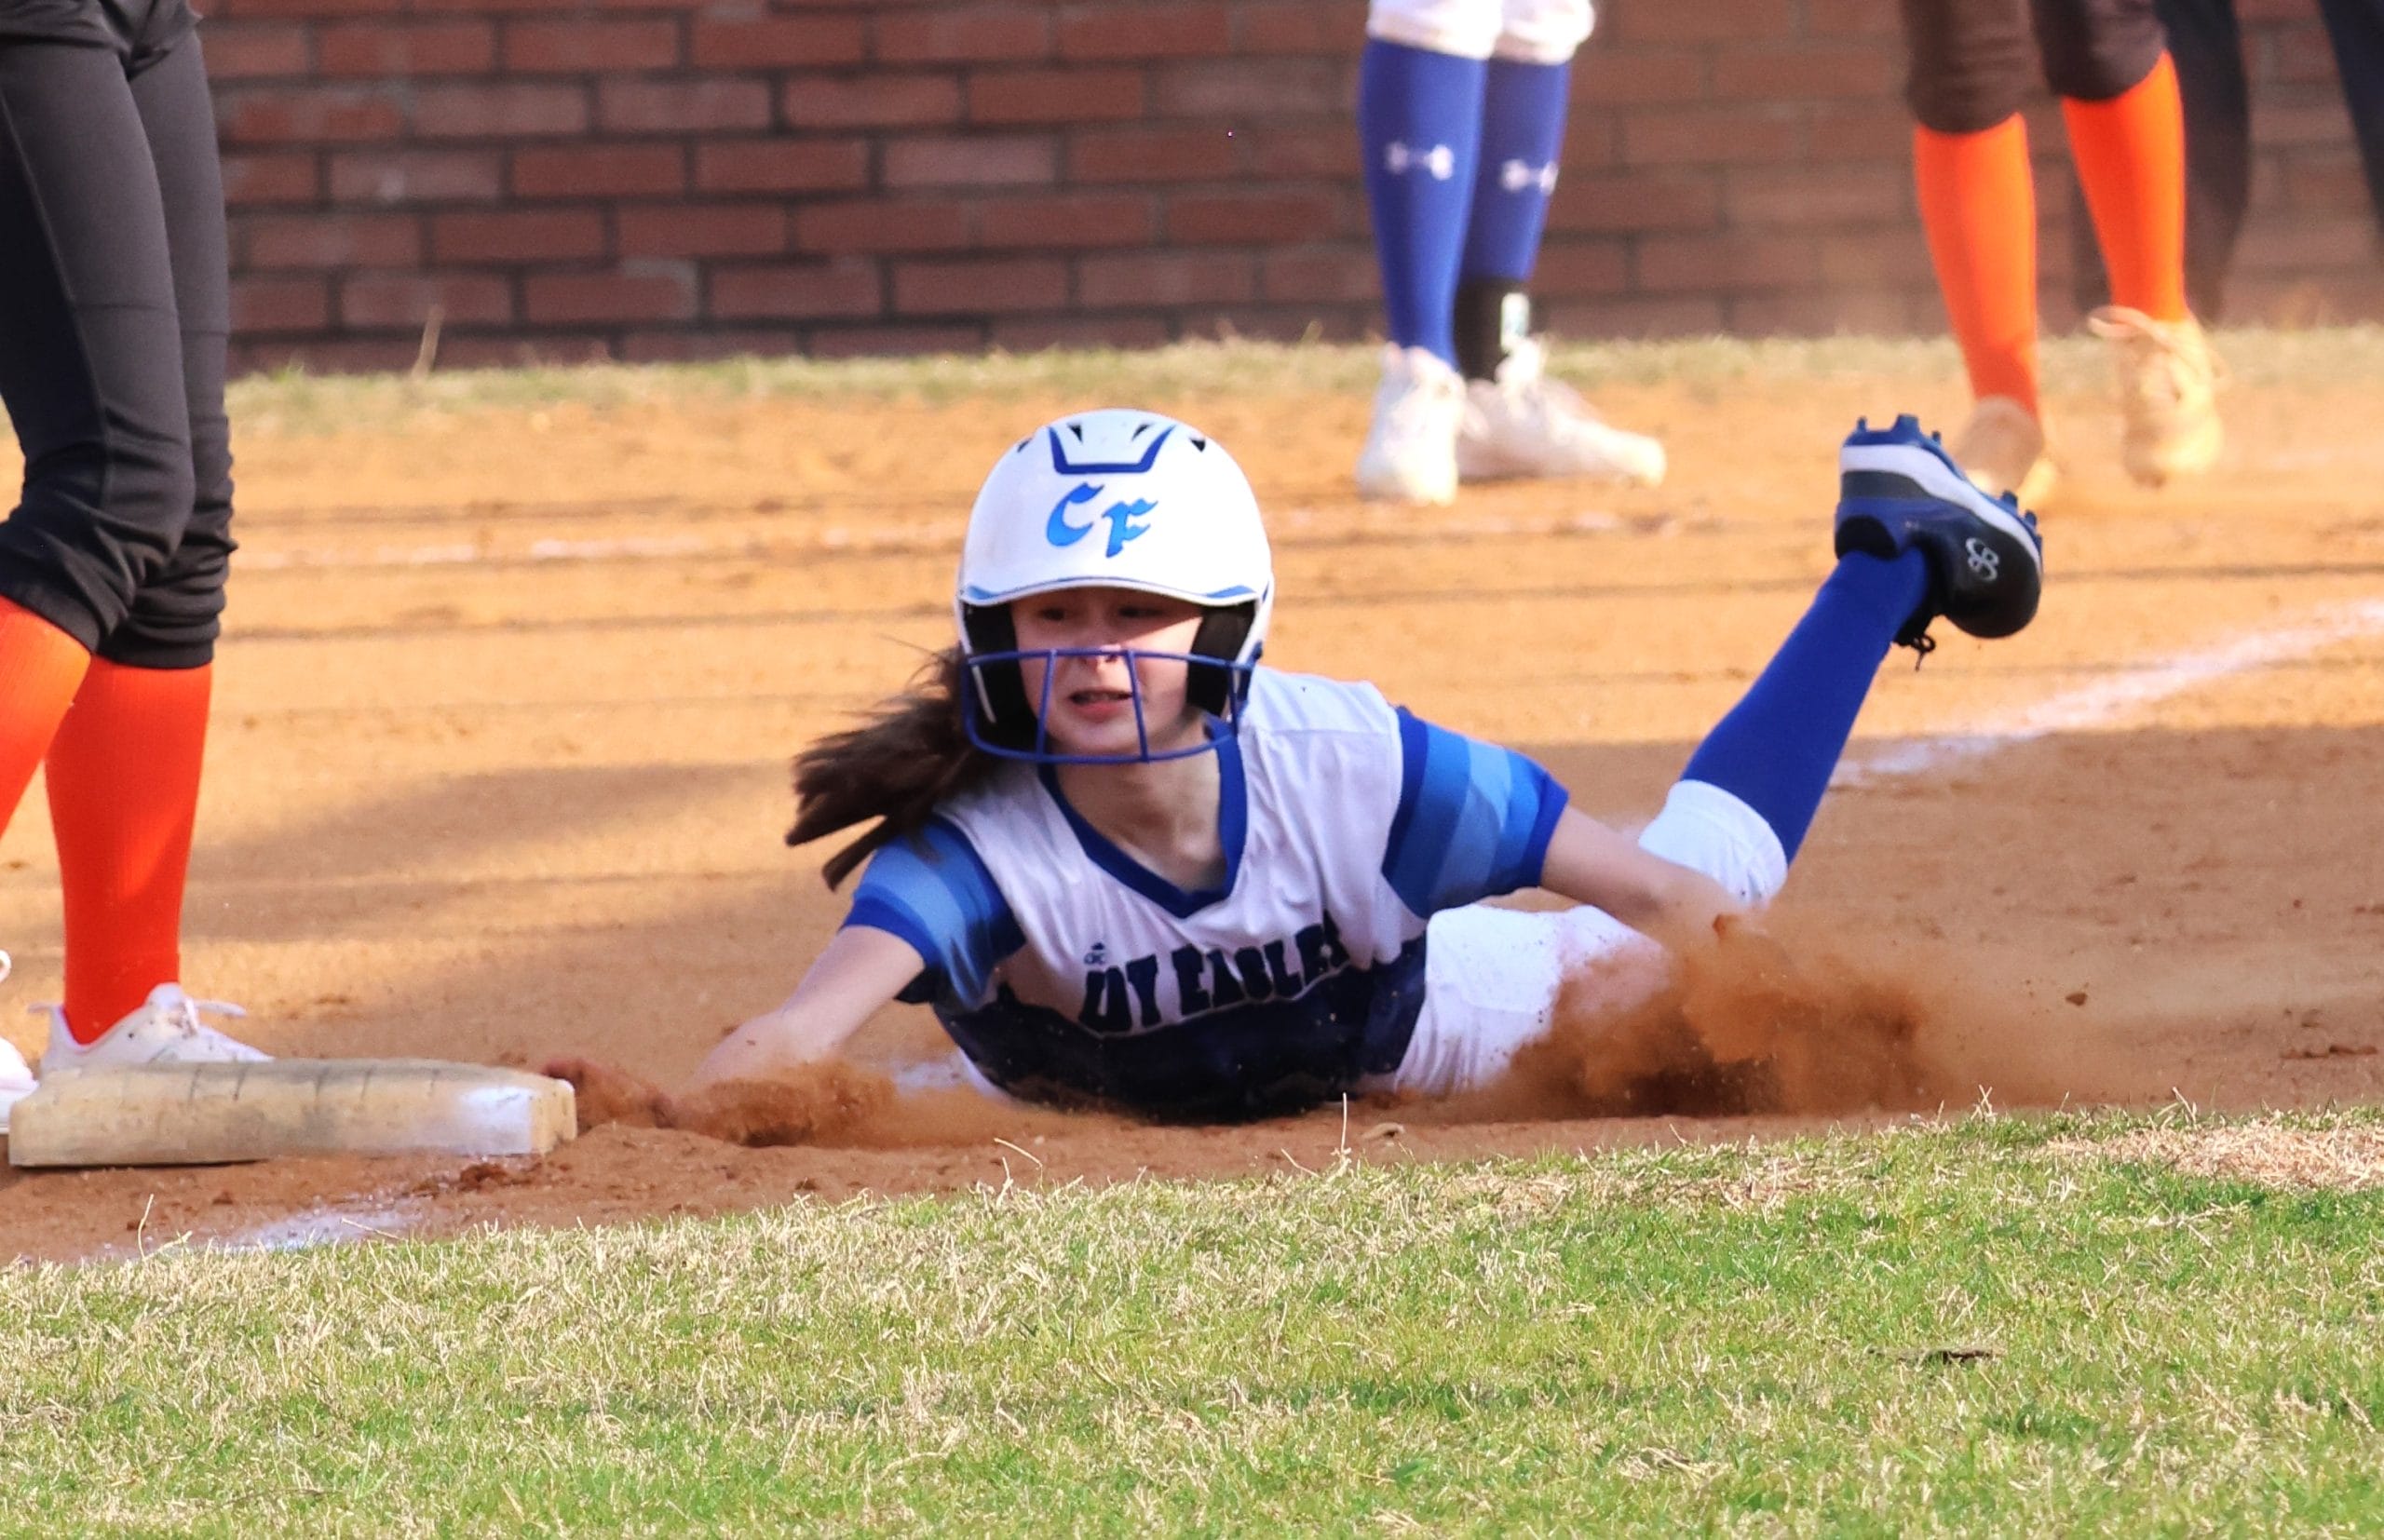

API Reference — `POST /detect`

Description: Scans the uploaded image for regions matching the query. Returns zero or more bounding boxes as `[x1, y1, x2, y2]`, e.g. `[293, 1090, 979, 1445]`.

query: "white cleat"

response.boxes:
[1356, 344, 1465, 506]
[35, 983, 269, 1073]
[1456, 336, 1666, 488]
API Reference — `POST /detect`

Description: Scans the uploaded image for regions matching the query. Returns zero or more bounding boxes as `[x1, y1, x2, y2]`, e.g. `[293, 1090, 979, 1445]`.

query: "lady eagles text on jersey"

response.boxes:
[845, 670, 1564, 1118]
[1077, 915, 1356, 1035]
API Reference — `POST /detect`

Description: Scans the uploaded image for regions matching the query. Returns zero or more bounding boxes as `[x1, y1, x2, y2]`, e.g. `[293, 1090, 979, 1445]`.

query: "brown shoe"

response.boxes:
[2088, 306, 2223, 487]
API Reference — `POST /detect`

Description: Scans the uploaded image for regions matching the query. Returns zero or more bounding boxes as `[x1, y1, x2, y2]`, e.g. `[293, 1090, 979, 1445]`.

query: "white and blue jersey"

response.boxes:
[844, 669, 1567, 1119]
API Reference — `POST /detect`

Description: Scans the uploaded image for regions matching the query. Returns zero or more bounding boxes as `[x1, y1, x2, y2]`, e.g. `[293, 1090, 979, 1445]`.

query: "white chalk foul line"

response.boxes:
[216, 1197, 426, 1253]
[1835, 598, 2384, 787]
[243, 534, 737, 571]
[235, 510, 1652, 574]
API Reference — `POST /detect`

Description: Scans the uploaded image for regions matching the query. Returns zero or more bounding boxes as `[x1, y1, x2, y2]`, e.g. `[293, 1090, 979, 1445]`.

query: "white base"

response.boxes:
[6, 1059, 576, 1169]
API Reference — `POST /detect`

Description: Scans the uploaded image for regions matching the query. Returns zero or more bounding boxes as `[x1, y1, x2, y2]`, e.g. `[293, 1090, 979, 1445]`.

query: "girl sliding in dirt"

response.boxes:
[658, 409, 2040, 1122]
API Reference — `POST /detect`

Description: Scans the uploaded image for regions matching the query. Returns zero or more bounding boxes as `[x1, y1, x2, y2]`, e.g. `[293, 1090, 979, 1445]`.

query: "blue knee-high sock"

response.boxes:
[1460, 57, 1571, 283]
[1359, 38, 1486, 364]
[1679, 551, 1930, 863]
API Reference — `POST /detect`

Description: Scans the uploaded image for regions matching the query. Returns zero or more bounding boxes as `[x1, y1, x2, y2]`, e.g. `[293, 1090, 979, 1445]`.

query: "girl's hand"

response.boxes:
[681, 924, 928, 1093]
[1707, 910, 1795, 976]
[687, 1010, 806, 1092]
[1536, 806, 1750, 956]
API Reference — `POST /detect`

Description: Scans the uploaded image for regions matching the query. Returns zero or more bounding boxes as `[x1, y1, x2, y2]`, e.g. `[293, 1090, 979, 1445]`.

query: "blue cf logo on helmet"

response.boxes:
[1046, 483, 1156, 559]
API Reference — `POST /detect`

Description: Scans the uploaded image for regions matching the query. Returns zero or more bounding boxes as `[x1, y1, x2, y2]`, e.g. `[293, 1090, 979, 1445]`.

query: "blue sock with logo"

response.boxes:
[1461, 57, 1571, 285]
[1359, 38, 1486, 365]
[1679, 550, 1930, 863]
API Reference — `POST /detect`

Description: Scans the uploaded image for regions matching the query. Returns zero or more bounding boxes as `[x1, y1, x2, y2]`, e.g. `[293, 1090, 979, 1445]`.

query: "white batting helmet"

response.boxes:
[955, 409, 1275, 757]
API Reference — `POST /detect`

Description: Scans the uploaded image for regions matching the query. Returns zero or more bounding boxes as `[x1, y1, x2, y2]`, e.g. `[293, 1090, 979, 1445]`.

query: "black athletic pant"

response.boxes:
[2318, 0, 2384, 229]
[2075, 0, 2384, 319]
[1901, 0, 2168, 134]
[0, 0, 233, 669]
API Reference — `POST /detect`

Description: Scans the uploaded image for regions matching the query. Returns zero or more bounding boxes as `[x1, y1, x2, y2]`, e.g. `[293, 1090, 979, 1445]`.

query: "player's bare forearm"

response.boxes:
[1535, 805, 1749, 955]
[687, 925, 920, 1089]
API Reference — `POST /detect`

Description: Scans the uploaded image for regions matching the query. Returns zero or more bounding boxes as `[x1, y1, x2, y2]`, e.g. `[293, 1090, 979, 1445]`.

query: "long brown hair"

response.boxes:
[787, 646, 1000, 888]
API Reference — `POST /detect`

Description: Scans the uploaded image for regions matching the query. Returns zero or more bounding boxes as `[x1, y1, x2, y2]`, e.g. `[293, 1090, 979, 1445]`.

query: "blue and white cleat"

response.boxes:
[1835, 413, 2044, 650]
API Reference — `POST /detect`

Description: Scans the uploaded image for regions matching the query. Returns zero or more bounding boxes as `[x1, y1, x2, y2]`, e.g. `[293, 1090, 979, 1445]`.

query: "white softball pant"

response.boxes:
[1379, 779, 1790, 1098]
[1367, 0, 1595, 64]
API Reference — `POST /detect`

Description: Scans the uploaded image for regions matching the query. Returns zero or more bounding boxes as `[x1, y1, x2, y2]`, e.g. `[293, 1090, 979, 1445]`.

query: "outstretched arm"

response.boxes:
[1535, 805, 1748, 956]
[687, 925, 924, 1089]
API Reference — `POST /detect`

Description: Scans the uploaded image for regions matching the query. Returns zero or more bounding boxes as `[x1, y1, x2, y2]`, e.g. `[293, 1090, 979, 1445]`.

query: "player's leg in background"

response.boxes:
[0, 34, 191, 835]
[40, 2, 261, 1064]
[2311, 0, 2384, 236]
[0, 20, 196, 1115]
[2070, 0, 2247, 321]
[2038, 0, 2222, 485]
[1450, 0, 1666, 490]
[1900, 0, 2058, 504]
[1354, 0, 1492, 505]
[1451, 36, 1568, 389]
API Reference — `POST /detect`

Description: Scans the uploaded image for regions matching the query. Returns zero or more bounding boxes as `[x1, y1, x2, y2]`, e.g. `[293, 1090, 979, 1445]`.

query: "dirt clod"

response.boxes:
[455, 1160, 531, 1190]
[544, 1058, 673, 1133]
[543, 1059, 896, 1148]
[670, 1065, 894, 1147]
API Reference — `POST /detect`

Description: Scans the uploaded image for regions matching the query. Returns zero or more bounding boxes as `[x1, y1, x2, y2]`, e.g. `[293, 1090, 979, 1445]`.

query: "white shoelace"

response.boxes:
[25, 993, 249, 1043]
[161, 996, 250, 1039]
[2088, 306, 2222, 408]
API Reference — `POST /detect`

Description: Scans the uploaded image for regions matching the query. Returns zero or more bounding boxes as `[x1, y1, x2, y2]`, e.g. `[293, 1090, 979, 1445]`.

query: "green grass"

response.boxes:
[6, 1109, 2384, 1534]
[207, 324, 2384, 438]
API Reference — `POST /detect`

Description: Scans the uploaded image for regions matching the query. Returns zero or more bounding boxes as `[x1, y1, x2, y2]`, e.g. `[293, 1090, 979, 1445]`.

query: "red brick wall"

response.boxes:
[205, 0, 2381, 371]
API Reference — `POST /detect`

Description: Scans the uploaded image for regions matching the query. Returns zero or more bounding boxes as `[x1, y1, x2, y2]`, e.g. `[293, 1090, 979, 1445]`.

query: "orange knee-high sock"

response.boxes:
[2063, 52, 2188, 322]
[1914, 116, 2041, 417]
[0, 599, 92, 836]
[45, 659, 211, 1043]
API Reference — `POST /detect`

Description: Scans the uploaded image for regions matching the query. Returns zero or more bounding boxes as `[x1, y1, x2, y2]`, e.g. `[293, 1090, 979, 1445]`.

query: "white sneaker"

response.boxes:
[1356, 344, 1464, 506]
[36, 984, 269, 1072]
[2087, 305, 2223, 487]
[1456, 337, 1667, 488]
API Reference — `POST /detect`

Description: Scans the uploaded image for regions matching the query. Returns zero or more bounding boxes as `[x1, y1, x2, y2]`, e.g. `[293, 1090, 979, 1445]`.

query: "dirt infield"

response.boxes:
[6, 337, 2383, 1262]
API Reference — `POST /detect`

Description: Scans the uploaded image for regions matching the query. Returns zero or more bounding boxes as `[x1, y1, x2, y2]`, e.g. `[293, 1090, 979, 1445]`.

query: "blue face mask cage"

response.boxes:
[961, 646, 1255, 766]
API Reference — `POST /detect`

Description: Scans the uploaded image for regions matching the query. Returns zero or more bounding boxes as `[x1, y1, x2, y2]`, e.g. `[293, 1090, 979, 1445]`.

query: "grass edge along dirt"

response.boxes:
[208, 324, 2384, 437]
[5, 1106, 2384, 1533]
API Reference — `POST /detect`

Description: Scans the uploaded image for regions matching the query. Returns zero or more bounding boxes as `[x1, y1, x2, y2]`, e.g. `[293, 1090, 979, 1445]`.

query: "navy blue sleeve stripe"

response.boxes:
[1383, 709, 1467, 911]
[1383, 708, 1431, 879]
[841, 893, 945, 1005]
[1382, 708, 1569, 914]
[843, 893, 940, 967]
[845, 817, 1023, 1004]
